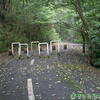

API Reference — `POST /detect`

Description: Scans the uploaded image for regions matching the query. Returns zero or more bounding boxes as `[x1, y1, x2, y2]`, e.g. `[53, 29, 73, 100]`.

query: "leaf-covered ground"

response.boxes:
[0, 43, 100, 100]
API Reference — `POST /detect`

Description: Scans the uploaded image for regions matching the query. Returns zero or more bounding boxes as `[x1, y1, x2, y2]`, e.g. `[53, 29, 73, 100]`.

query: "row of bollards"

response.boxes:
[9, 40, 67, 57]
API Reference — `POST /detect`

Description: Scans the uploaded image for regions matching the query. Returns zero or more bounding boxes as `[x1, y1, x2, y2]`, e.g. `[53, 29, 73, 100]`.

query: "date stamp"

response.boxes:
[70, 93, 100, 99]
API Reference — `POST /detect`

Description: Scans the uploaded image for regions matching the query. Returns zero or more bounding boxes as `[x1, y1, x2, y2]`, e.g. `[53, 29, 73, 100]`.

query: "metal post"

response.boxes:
[38, 43, 40, 56]
[18, 44, 21, 56]
[12, 43, 14, 55]
[50, 41, 52, 53]
[38, 42, 49, 56]
[47, 43, 49, 55]
[50, 40, 60, 53]
[11, 42, 20, 56]
[31, 41, 39, 52]
[27, 46, 29, 56]
[31, 42, 32, 52]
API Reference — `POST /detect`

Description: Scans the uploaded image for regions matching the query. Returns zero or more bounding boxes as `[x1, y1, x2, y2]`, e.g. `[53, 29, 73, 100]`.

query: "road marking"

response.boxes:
[30, 59, 35, 66]
[27, 79, 35, 100]
[47, 65, 49, 69]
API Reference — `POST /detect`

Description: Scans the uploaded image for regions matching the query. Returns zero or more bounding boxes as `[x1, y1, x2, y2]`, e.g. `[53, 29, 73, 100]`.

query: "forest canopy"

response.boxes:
[0, 0, 100, 67]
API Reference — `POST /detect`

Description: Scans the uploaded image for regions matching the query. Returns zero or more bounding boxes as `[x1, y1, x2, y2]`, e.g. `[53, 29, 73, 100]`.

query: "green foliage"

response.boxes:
[0, 0, 100, 67]
[0, 27, 8, 52]
[85, 1, 100, 66]
[0, 41, 8, 52]
[94, 58, 100, 67]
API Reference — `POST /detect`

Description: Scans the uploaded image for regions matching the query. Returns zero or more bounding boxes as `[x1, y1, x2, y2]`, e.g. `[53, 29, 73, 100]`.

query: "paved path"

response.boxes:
[0, 43, 100, 100]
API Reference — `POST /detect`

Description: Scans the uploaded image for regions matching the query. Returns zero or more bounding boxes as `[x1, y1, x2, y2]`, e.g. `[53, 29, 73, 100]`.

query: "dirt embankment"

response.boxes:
[0, 52, 12, 65]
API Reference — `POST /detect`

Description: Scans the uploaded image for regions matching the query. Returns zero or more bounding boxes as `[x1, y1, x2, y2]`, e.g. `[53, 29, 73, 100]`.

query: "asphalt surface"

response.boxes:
[0, 44, 100, 100]
[0, 55, 77, 100]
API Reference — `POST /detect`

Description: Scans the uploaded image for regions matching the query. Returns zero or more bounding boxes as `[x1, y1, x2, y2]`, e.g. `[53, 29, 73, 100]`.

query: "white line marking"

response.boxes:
[47, 65, 49, 69]
[30, 59, 35, 66]
[27, 79, 35, 100]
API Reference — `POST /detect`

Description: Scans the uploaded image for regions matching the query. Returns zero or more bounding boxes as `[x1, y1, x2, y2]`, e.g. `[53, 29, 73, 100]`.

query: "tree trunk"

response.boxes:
[83, 38, 85, 53]
[81, 31, 85, 53]
[80, 25, 86, 53]
[72, 0, 94, 65]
